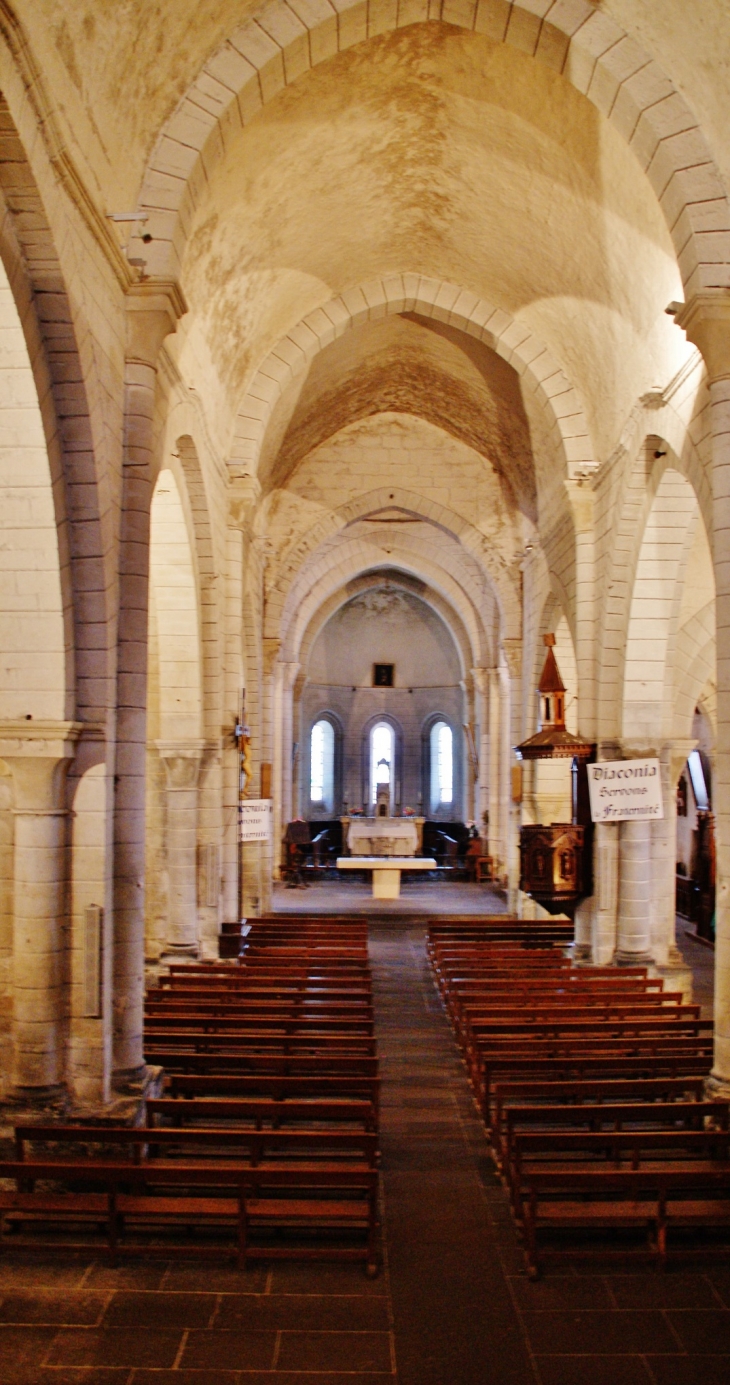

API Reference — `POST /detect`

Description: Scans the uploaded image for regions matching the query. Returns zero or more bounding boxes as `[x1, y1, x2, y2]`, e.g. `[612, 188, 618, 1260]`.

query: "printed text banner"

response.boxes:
[587, 759, 663, 823]
[240, 799, 273, 841]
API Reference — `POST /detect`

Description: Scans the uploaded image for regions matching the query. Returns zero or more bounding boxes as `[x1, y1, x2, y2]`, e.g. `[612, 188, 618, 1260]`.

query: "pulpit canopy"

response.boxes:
[515, 635, 592, 761]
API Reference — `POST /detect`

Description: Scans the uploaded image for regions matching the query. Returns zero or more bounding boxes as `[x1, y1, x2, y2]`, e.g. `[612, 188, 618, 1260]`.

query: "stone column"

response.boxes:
[157, 740, 204, 955]
[675, 297, 730, 1089]
[0, 722, 79, 1095]
[488, 669, 502, 872]
[503, 638, 522, 911]
[615, 820, 653, 963]
[649, 740, 696, 997]
[279, 662, 300, 831]
[592, 818, 620, 965]
[565, 478, 598, 958]
[472, 668, 489, 839]
[113, 282, 186, 1084]
[258, 637, 279, 909]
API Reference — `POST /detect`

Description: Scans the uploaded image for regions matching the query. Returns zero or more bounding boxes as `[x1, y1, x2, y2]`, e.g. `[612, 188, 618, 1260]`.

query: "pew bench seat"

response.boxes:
[0, 1155, 379, 1273]
[520, 1166, 730, 1276]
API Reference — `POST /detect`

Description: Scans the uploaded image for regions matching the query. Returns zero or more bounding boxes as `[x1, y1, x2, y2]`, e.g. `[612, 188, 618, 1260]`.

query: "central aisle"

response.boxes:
[371, 923, 537, 1385]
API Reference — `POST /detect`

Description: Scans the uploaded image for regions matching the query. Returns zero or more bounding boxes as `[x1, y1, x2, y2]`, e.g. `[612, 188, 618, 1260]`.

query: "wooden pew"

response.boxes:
[160, 1069, 381, 1122]
[145, 998, 374, 1021]
[0, 1156, 378, 1272]
[479, 1052, 713, 1124]
[488, 1075, 709, 1162]
[520, 1165, 730, 1276]
[147, 1096, 378, 1132]
[503, 1102, 729, 1203]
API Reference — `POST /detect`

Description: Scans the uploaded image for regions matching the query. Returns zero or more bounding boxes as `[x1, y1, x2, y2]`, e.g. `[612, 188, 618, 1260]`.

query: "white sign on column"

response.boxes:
[587, 760, 664, 823]
[240, 800, 273, 841]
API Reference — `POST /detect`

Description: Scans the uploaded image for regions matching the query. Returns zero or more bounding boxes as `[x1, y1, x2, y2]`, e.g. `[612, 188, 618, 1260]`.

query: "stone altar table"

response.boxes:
[336, 855, 433, 899]
[346, 817, 418, 857]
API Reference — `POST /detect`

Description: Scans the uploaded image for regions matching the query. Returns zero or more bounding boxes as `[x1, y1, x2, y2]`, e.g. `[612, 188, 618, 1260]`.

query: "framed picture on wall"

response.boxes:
[373, 664, 394, 687]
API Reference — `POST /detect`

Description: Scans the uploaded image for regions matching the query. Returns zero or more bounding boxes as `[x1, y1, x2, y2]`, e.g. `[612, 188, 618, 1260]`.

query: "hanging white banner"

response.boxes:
[240, 799, 273, 841]
[587, 759, 663, 823]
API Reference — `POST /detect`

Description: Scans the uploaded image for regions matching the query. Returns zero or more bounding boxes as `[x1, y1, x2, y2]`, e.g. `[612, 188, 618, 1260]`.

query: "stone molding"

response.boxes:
[0, 721, 81, 811]
[155, 738, 205, 790]
[125, 281, 188, 367]
[674, 294, 730, 382]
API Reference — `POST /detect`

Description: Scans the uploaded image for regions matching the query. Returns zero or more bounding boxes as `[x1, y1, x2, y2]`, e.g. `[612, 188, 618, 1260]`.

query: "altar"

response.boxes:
[336, 854, 434, 899]
[343, 816, 424, 857]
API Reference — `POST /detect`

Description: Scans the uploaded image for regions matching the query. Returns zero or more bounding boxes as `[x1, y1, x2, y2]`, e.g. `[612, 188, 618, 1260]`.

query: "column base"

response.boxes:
[0, 1084, 69, 1133]
[571, 943, 593, 965]
[652, 961, 694, 1004]
[110, 1063, 165, 1124]
[705, 1072, 730, 1101]
[614, 950, 654, 966]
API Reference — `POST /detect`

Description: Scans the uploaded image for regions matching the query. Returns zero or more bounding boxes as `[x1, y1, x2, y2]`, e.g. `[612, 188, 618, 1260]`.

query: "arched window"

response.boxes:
[370, 722, 394, 808]
[430, 720, 453, 812]
[310, 718, 335, 812]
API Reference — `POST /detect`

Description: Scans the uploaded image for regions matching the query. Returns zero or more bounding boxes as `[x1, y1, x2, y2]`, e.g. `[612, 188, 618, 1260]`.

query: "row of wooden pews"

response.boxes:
[0, 917, 380, 1273]
[429, 919, 730, 1276]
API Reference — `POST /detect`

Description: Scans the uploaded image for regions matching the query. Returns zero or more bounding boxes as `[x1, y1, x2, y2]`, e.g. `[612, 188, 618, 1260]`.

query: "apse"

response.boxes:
[299, 582, 465, 820]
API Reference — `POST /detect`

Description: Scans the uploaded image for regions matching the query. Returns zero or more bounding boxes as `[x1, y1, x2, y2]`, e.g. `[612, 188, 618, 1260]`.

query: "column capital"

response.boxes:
[263, 638, 281, 678]
[502, 639, 522, 680]
[0, 721, 81, 811]
[279, 661, 301, 692]
[660, 737, 698, 788]
[228, 472, 262, 530]
[673, 294, 730, 381]
[155, 738, 205, 790]
[126, 281, 188, 367]
[565, 476, 595, 531]
[619, 739, 659, 760]
[471, 667, 489, 695]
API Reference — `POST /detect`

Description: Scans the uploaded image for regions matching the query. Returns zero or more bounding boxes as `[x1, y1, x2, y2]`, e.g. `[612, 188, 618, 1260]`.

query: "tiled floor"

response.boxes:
[0, 921, 724, 1384]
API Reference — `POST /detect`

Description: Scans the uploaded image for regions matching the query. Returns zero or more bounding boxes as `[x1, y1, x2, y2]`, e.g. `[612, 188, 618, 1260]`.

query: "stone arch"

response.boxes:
[138, 3, 729, 302]
[231, 277, 595, 489]
[0, 96, 108, 725]
[622, 468, 709, 744]
[173, 435, 222, 742]
[296, 567, 478, 686]
[599, 426, 711, 738]
[149, 469, 203, 744]
[0, 252, 68, 719]
[674, 623, 716, 741]
[267, 484, 521, 649]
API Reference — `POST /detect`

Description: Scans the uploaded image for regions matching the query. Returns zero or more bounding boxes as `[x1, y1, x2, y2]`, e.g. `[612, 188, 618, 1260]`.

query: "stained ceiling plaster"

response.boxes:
[260, 313, 536, 518]
[15, 3, 730, 220]
[170, 24, 687, 463]
[8, 3, 718, 472]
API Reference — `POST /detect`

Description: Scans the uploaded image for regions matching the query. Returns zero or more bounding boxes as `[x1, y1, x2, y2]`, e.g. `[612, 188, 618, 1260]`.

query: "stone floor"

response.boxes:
[0, 921, 724, 1384]
[272, 878, 509, 915]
